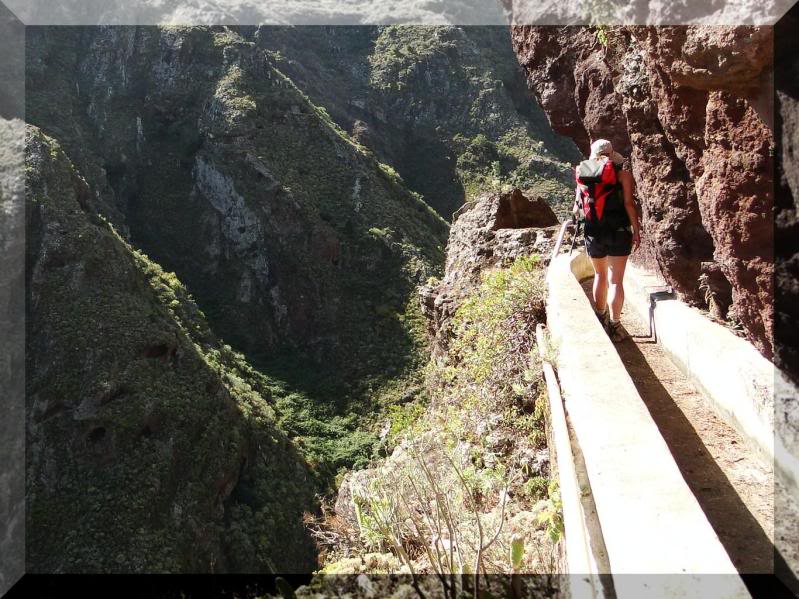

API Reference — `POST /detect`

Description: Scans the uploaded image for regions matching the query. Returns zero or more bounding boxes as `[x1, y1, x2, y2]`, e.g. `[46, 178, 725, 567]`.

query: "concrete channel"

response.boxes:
[542, 247, 758, 598]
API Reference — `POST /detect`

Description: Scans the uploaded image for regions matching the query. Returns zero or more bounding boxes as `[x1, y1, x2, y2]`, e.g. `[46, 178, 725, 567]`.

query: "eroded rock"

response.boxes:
[420, 188, 559, 354]
[511, 25, 775, 358]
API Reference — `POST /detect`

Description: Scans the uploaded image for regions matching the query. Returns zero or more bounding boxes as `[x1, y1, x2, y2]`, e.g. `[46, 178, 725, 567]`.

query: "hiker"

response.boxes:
[573, 139, 641, 342]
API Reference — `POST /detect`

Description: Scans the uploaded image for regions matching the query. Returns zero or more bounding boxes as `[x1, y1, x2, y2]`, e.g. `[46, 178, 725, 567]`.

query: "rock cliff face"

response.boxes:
[510, 25, 774, 359]
[420, 188, 559, 355]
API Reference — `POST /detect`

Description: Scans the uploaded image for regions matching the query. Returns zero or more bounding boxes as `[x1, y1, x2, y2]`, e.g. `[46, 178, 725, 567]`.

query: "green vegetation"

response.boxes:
[367, 26, 579, 217]
[454, 133, 503, 194]
[27, 23, 449, 490]
[25, 128, 317, 572]
[596, 25, 610, 48]
[434, 256, 548, 448]
[386, 400, 426, 440]
[257, 25, 580, 220]
[451, 130, 577, 214]
[537, 480, 565, 544]
[581, 0, 618, 48]
[24, 26, 565, 579]
[368, 26, 463, 93]
[310, 256, 560, 582]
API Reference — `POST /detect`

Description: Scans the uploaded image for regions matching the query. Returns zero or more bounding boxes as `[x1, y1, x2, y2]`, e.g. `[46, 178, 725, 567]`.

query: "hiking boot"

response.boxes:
[595, 307, 609, 330]
[607, 319, 628, 343]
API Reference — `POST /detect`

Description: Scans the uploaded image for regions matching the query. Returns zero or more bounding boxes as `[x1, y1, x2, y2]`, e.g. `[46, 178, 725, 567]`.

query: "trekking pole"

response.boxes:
[550, 219, 571, 262]
[569, 217, 582, 255]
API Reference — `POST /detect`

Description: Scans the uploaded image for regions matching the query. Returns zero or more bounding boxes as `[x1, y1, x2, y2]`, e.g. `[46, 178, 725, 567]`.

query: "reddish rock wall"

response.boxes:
[511, 25, 774, 359]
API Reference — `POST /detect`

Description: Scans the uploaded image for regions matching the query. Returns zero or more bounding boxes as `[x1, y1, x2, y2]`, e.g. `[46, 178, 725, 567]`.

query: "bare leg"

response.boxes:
[590, 257, 609, 313]
[608, 255, 629, 321]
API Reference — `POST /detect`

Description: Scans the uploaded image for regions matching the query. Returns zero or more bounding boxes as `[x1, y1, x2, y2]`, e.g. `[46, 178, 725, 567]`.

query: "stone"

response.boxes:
[421, 188, 559, 354]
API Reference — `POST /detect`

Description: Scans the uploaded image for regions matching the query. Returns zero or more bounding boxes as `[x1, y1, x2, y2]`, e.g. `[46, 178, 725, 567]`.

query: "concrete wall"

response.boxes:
[622, 264, 798, 498]
[546, 251, 749, 598]
[776, 370, 799, 496]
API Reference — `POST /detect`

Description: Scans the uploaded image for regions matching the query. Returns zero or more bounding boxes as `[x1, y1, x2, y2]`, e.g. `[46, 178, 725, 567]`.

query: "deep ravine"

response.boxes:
[24, 24, 577, 574]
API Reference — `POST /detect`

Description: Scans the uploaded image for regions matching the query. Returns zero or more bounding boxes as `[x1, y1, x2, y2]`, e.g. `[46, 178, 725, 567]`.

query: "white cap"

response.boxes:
[590, 139, 624, 165]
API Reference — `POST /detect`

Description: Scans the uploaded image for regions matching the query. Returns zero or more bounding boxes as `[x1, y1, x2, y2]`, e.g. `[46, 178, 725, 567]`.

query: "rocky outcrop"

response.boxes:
[319, 188, 556, 582]
[420, 188, 559, 353]
[510, 25, 774, 359]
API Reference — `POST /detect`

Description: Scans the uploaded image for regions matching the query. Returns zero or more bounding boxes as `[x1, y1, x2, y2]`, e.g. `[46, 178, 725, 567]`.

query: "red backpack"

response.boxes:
[575, 159, 624, 230]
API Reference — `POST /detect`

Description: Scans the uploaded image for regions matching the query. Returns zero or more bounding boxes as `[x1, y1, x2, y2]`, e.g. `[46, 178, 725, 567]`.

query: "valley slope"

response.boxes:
[24, 25, 577, 572]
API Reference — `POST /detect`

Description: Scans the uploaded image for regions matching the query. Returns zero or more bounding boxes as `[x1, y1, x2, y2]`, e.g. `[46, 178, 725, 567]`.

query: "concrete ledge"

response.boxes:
[622, 264, 784, 485]
[537, 323, 605, 599]
[546, 251, 748, 598]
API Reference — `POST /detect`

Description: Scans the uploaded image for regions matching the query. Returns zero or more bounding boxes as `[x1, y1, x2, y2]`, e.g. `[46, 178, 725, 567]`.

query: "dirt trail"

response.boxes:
[579, 277, 781, 575]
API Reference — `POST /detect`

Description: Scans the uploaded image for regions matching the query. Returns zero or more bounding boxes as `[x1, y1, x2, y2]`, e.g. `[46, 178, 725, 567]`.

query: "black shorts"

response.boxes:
[584, 227, 633, 258]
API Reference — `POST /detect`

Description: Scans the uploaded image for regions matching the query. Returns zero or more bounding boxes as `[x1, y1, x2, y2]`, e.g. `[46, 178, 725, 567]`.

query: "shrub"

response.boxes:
[308, 255, 557, 583]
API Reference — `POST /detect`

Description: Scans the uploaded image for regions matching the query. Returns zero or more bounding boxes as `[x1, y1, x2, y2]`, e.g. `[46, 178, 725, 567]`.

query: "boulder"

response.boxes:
[421, 188, 559, 354]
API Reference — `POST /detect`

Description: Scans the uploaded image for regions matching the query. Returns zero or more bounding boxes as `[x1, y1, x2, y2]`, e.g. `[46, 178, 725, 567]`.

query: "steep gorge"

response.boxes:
[27, 26, 449, 379]
[23, 25, 577, 574]
[25, 25, 448, 572]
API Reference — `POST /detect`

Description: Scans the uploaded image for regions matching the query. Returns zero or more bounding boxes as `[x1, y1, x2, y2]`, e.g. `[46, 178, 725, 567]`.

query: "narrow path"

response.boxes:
[579, 278, 777, 575]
